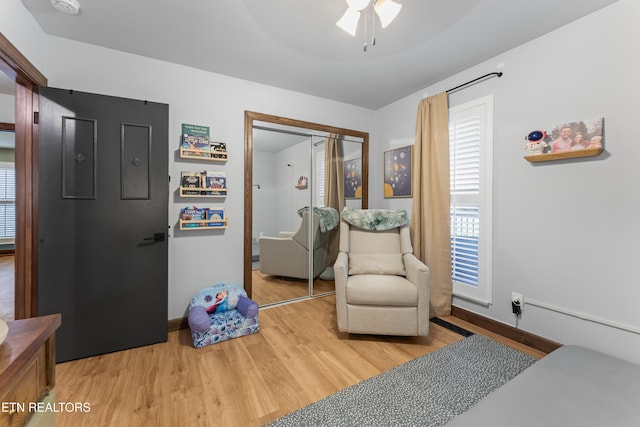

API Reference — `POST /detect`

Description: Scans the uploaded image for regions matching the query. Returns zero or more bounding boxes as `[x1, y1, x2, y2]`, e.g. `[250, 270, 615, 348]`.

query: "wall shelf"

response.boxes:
[179, 147, 228, 162]
[179, 187, 227, 197]
[525, 147, 603, 163]
[179, 219, 228, 230]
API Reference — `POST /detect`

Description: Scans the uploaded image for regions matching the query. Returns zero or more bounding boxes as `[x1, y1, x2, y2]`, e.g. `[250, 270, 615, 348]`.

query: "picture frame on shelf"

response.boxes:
[524, 117, 604, 163]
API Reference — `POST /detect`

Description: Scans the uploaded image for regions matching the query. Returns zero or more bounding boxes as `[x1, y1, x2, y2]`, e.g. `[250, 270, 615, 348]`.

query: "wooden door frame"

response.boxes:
[0, 33, 47, 319]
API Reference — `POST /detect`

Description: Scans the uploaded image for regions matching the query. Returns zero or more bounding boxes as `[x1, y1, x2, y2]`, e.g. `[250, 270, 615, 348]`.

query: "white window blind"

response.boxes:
[449, 96, 493, 304]
[0, 162, 16, 240]
[315, 143, 325, 207]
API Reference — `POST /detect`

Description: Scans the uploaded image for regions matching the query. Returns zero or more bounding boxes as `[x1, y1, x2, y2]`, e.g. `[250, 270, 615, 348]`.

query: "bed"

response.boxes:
[446, 344, 640, 426]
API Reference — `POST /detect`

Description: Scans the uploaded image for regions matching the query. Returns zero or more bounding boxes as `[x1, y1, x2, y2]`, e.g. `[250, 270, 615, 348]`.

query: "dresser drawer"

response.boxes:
[0, 345, 47, 427]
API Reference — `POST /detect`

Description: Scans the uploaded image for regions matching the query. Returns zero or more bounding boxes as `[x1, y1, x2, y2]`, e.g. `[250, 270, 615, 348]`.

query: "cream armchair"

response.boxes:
[334, 208, 430, 336]
[259, 210, 334, 280]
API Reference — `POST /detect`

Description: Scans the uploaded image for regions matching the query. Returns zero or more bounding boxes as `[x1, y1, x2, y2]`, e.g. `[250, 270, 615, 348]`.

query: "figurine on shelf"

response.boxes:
[524, 130, 550, 155]
[296, 176, 308, 188]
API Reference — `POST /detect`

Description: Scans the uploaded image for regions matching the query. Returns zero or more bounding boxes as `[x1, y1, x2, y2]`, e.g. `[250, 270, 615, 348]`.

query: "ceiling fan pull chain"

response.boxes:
[363, 6, 368, 51]
[372, 0, 376, 46]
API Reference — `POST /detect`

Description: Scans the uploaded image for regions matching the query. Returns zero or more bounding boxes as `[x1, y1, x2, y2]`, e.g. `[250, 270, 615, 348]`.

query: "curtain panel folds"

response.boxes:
[324, 134, 344, 266]
[410, 92, 452, 316]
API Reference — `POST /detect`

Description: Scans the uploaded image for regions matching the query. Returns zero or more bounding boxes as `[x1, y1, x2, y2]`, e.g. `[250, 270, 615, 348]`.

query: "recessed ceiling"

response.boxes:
[21, 0, 618, 109]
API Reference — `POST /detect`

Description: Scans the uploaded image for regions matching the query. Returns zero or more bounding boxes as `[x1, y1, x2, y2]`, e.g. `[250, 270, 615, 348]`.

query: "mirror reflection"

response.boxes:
[244, 112, 368, 307]
[0, 124, 15, 322]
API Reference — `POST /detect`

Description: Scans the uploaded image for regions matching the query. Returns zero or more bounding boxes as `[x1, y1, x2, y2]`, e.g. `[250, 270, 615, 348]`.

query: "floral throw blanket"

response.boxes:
[341, 207, 409, 231]
[297, 206, 339, 232]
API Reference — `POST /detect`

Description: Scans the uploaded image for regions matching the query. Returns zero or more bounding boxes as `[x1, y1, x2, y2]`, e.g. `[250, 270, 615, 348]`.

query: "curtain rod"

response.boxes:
[446, 72, 503, 94]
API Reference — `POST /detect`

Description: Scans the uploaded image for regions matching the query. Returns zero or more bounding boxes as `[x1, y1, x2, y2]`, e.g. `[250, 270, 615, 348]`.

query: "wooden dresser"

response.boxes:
[0, 315, 61, 427]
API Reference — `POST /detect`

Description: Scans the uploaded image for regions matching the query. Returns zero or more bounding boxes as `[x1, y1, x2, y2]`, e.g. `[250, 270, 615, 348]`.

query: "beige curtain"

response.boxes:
[324, 134, 344, 265]
[410, 92, 452, 317]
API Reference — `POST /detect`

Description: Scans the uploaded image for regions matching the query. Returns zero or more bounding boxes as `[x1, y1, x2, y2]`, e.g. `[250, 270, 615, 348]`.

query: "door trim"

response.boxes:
[0, 32, 47, 319]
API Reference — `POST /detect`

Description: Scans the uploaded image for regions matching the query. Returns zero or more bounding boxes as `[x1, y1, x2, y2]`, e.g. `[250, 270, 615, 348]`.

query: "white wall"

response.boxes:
[252, 149, 278, 249]
[373, 0, 640, 363]
[275, 140, 312, 233]
[0, 94, 14, 122]
[41, 35, 373, 320]
[1, 0, 46, 72]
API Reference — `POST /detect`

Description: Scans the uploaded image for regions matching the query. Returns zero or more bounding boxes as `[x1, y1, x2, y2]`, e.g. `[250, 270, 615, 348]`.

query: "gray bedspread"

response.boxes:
[446, 345, 640, 426]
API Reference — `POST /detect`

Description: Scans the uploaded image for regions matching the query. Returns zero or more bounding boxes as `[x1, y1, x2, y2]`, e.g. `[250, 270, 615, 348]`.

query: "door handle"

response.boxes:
[143, 232, 166, 243]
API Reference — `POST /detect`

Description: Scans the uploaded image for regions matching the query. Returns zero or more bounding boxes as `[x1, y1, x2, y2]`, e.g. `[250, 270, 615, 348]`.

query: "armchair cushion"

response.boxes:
[346, 275, 418, 306]
[348, 253, 406, 276]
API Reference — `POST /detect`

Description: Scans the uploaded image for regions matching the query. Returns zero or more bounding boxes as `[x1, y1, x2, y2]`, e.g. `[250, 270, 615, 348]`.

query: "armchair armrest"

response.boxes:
[333, 251, 349, 332]
[404, 253, 430, 332]
[404, 254, 430, 289]
[188, 305, 210, 332]
[334, 252, 349, 292]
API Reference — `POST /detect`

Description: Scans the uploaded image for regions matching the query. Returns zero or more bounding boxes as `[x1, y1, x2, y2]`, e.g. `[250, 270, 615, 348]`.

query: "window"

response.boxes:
[0, 161, 16, 242]
[449, 95, 493, 304]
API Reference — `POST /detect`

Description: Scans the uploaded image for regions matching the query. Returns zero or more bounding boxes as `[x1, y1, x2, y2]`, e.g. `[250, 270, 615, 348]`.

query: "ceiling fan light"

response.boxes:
[337, 8, 361, 36]
[374, 0, 402, 28]
[346, 0, 371, 11]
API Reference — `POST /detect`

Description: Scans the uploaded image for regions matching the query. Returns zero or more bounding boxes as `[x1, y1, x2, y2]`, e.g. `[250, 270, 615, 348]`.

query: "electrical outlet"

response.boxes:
[511, 292, 524, 316]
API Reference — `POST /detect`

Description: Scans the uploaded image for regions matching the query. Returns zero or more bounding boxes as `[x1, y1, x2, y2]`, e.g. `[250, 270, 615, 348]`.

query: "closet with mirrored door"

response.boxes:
[244, 112, 368, 307]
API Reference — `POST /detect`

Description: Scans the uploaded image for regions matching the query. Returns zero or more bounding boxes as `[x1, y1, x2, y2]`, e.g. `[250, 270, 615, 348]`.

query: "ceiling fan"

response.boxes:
[336, 0, 402, 36]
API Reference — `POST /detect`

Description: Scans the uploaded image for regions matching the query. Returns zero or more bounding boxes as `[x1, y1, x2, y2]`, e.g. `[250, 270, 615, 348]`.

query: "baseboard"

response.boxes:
[451, 306, 562, 354]
[169, 307, 563, 354]
[168, 316, 188, 332]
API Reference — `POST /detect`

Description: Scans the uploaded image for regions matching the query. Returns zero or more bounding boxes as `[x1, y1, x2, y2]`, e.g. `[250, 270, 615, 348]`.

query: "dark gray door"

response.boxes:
[38, 87, 168, 362]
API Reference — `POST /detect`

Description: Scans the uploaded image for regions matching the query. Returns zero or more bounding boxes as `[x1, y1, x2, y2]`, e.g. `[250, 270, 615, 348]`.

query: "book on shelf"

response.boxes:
[180, 206, 225, 228]
[180, 172, 202, 195]
[181, 206, 205, 227]
[209, 141, 227, 160]
[206, 208, 225, 227]
[202, 171, 227, 196]
[210, 141, 226, 153]
[181, 123, 210, 155]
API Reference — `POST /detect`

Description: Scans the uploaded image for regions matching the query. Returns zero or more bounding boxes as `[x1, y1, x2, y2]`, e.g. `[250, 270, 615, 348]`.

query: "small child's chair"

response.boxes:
[187, 283, 259, 348]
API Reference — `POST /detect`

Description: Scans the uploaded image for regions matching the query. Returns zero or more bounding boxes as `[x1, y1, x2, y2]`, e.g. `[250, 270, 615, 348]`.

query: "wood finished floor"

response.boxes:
[251, 268, 334, 306]
[54, 295, 545, 427]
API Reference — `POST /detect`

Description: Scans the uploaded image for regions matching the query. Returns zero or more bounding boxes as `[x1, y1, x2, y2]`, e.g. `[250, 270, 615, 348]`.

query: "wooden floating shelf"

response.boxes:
[294, 185, 308, 189]
[525, 147, 603, 163]
[179, 187, 227, 197]
[179, 219, 228, 230]
[179, 147, 228, 162]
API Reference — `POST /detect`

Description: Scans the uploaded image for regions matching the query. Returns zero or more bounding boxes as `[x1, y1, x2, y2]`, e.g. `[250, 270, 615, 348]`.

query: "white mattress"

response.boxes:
[446, 345, 640, 426]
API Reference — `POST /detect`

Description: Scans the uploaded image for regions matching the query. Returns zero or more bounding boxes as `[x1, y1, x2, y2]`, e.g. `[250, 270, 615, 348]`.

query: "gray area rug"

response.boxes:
[266, 334, 536, 427]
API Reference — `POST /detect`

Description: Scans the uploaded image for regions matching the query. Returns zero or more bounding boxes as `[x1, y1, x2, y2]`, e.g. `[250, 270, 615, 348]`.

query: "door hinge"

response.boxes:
[33, 111, 39, 124]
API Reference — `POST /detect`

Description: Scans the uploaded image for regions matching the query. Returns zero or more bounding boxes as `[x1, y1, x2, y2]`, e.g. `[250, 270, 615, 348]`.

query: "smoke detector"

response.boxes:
[50, 0, 80, 15]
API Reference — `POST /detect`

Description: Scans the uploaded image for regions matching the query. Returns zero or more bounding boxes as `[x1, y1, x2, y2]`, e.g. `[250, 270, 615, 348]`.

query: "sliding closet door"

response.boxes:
[251, 127, 312, 305]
